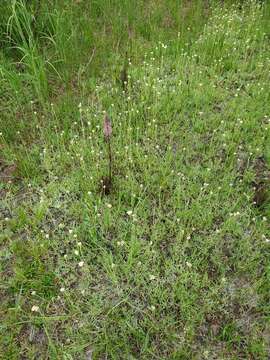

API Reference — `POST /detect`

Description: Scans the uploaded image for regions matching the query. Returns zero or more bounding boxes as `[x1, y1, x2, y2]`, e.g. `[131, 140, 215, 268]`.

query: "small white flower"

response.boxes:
[127, 210, 133, 216]
[78, 261, 84, 267]
[31, 305, 39, 312]
[69, 229, 73, 234]
[74, 250, 79, 256]
[31, 291, 36, 296]
[149, 274, 156, 281]
[150, 305, 156, 311]
[77, 242, 82, 247]
[186, 261, 192, 268]
[60, 287, 65, 293]
[106, 203, 112, 208]
[45, 234, 49, 239]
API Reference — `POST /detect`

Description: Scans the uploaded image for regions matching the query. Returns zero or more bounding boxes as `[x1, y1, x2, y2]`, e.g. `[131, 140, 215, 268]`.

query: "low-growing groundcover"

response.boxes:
[0, 0, 270, 359]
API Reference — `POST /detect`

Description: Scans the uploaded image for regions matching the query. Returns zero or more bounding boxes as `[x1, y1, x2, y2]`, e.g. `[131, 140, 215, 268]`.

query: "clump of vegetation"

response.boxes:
[0, 1, 270, 359]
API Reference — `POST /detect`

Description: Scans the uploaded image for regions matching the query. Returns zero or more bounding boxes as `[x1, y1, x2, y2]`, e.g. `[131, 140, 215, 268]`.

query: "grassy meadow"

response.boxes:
[0, 0, 270, 359]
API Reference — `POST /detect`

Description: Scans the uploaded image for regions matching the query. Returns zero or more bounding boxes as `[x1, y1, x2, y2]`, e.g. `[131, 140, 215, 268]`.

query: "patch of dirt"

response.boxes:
[0, 160, 17, 183]
[0, 188, 7, 200]
[18, 324, 48, 358]
[223, 276, 262, 336]
[252, 156, 270, 208]
[28, 325, 47, 345]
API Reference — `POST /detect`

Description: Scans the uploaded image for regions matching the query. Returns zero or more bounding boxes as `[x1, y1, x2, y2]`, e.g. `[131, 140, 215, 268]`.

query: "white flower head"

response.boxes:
[31, 305, 39, 312]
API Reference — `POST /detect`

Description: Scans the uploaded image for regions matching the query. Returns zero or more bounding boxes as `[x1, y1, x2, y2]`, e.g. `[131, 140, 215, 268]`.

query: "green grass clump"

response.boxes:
[0, 1, 270, 359]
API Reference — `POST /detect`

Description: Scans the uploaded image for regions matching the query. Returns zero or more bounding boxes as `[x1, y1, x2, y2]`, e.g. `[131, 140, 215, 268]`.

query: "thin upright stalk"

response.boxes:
[108, 139, 112, 182]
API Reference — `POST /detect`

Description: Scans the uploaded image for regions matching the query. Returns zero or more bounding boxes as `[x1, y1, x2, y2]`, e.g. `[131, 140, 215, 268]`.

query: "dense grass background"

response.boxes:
[0, 0, 270, 359]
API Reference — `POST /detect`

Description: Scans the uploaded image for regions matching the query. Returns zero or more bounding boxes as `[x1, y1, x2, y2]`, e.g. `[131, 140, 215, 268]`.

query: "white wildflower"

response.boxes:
[31, 305, 39, 312]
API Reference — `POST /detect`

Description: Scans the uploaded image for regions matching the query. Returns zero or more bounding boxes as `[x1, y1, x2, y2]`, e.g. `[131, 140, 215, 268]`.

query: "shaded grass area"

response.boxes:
[0, 1, 270, 359]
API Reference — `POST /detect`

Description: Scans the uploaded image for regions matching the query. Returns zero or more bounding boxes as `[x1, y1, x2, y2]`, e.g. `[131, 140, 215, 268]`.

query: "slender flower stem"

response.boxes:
[108, 139, 112, 182]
